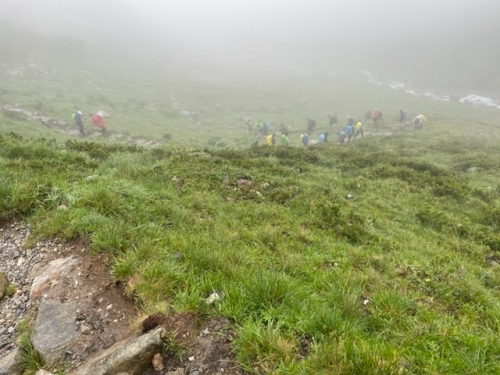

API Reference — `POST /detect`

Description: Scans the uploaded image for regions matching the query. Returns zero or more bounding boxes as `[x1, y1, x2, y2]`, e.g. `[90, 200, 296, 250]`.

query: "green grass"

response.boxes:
[2, 126, 500, 373]
[16, 319, 45, 375]
[3, 41, 500, 373]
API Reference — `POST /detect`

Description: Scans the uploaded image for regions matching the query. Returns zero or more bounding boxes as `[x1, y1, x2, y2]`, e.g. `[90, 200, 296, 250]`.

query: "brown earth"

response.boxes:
[0, 223, 244, 374]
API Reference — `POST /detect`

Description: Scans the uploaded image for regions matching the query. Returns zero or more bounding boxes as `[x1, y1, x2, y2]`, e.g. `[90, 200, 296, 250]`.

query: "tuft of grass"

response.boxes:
[16, 319, 45, 375]
[5, 284, 17, 297]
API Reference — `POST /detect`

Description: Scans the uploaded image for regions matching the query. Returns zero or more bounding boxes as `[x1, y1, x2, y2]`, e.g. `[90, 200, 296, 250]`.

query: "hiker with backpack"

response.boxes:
[328, 114, 338, 128]
[346, 123, 354, 142]
[263, 122, 270, 135]
[301, 132, 309, 146]
[319, 132, 329, 143]
[398, 109, 407, 126]
[91, 112, 106, 133]
[307, 118, 317, 132]
[413, 115, 423, 130]
[354, 121, 364, 139]
[281, 133, 290, 146]
[365, 110, 372, 121]
[372, 109, 382, 124]
[338, 128, 347, 144]
[73, 110, 85, 135]
[266, 133, 277, 146]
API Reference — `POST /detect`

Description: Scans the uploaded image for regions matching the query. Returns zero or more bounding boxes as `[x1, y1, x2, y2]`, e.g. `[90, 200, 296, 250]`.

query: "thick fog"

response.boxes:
[1, 0, 500, 88]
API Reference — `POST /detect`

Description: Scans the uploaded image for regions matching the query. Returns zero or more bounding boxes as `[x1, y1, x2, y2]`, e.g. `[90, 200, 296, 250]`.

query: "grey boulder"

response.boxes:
[31, 299, 78, 365]
[70, 327, 165, 375]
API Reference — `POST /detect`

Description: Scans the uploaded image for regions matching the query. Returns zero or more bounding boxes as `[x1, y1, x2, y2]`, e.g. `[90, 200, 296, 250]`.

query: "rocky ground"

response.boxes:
[0, 222, 46, 357]
[0, 222, 244, 375]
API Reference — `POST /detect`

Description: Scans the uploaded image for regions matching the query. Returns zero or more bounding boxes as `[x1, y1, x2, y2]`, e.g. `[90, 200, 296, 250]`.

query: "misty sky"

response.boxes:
[1, 0, 499, 68]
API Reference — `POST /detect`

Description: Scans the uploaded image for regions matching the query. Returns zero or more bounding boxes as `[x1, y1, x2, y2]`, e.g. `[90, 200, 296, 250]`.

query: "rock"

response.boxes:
[237, 179, 252, 191]
[0, 272, 8, 301]
[31, 299, 78, 365]
[205, 292, 221, 305]
[467, 167, 478, 173]
[69, 327, 165, 375]
[80, 325, 91, 335]
[0, 346, 23, 375]
[102, 335, 116, 349]
[346, 194, 354, 200]
[152, 353, 165, 372]
[35, 370, 56, 375]
[30, 257, 80, 300]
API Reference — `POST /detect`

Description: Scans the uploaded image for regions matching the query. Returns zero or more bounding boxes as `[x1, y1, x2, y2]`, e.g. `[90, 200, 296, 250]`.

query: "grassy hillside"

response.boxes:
[2, 119, 500, 374]
[2, 27, 500, 374]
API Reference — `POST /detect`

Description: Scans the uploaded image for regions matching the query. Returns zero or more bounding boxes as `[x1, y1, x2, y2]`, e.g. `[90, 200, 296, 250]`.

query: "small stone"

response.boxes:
[152, 353, 165, 371]
[106, 304, 113, 310]
[189, 356, 195, 362]
[205, 292, 221, 305]
[237, 179, 252, 191]
[80, 325, 91, 335]
[102, 335, 115, 349]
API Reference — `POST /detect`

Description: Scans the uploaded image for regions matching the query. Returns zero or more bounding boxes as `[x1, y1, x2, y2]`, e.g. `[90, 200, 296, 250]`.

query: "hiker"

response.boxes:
[328, 114, 338, 128]
[307, 118, 317, 132]
[347, 116, 355, 126]
[413, 115, 422, 130]
[354, 121, 364, 139]
[365, 110, 372, 121]
[91, 112, 106, 133]
[73, 110, 85, 135]
[190, 111, 198, 123]
[263, 122, 270, 135]
[338, 128, 347, 144]
[265, 133, 277, 146]
[346, 123, 354, 142]
[301, 132, 309, 146]
[258, 121, 264, 134]
[319, 132, 329, 143]
[372, 109, 382, 124]
[398, 109, 407, 126]
[280, 123, 289, 136]
[281, 133, 290, 146]
[247, 120, 254, 133]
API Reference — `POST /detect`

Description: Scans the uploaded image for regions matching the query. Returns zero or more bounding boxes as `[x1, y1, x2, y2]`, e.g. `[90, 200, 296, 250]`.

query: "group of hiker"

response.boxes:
[252, 108, 426, 147]
[398, 110, 426, 129]
[72, 111, 107, 135]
